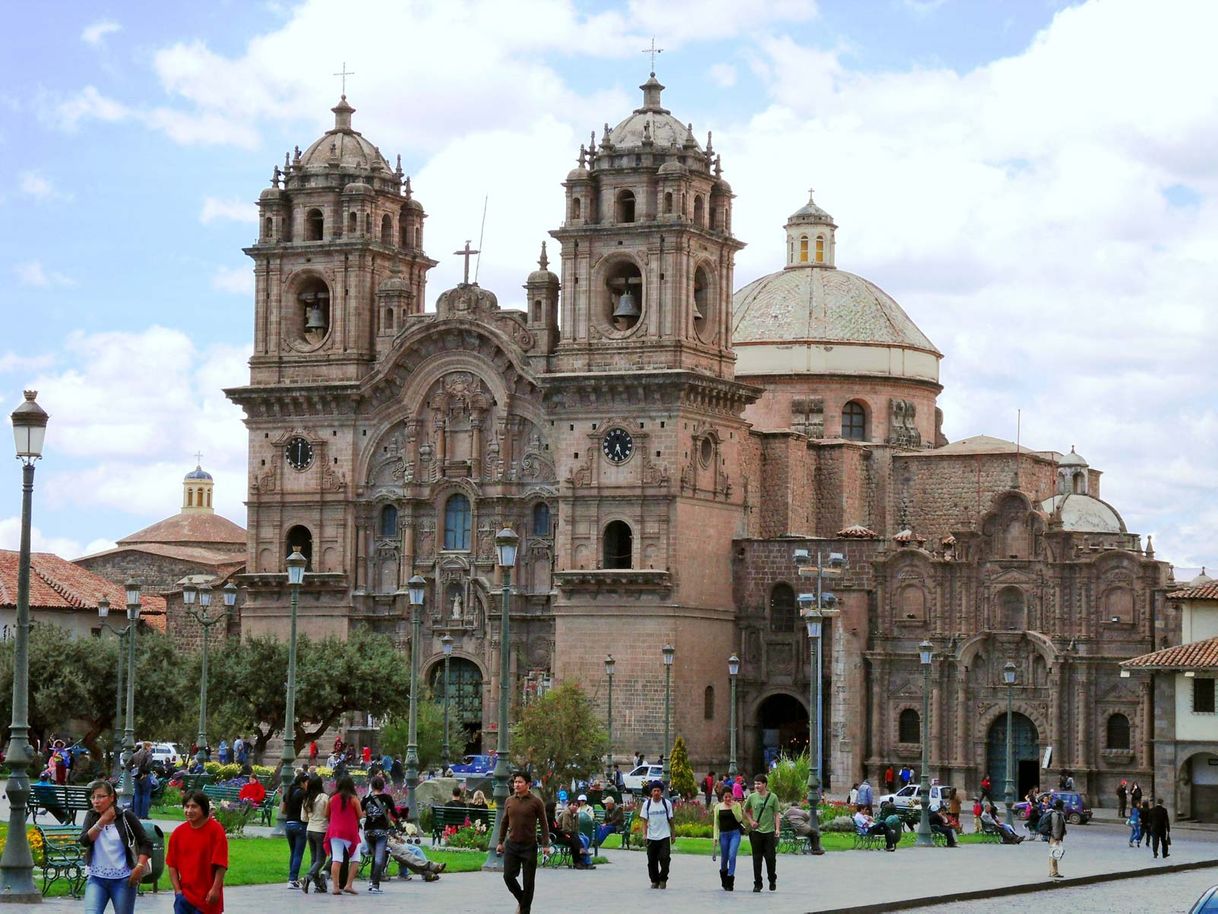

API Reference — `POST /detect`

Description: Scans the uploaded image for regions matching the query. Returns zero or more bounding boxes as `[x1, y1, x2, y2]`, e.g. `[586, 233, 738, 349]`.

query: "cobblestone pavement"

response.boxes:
[26, 820, 1209, 914]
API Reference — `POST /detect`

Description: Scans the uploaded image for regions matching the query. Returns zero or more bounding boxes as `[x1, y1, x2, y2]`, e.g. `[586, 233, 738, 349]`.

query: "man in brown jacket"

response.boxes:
[496, 773, 551, 914]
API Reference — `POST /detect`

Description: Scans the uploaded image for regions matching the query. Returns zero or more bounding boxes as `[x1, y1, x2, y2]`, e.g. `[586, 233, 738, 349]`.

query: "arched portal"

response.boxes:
[428, 657, 484, 754]
[756, 693, 809, 771]
[986, 712, 1040, 800]
[1180, 752, 1218, 822]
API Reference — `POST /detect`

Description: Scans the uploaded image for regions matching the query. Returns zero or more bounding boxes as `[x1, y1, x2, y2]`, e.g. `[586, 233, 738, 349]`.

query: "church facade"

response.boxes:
[225, 74, 1178, 803]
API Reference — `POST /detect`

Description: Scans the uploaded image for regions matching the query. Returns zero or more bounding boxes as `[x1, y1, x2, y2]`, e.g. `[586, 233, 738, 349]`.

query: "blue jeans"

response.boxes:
[593, 824, 618, 849]
[718, 829, 741, 876]
[134, 777, 152, 818]
[285, 821, 307, 881]
[366, 833, 388, 887]
[174, 895, 205, 914]
[84, 875, 135, 914]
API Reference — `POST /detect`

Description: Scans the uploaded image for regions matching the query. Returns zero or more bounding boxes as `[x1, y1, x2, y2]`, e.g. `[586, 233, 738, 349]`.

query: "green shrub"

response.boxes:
[669, 736, 697, 800]
[159, 786, 183, 808]
[765, 753, 811, 805]
[674, 823, 712, 838]
[418, 805, 433, 833]
[823, 815, 855, 833]
[673, 803, 710, 827]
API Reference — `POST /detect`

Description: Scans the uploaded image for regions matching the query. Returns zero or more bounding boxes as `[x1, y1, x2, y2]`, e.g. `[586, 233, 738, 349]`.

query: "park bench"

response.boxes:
[851, 822, 889, 850]
[429, 804, 492, 845]
[979, 821, 1005, 843]
[30, 784, 92, 825]
[178, 773, 214, 792]
[202, 784, 279, 827]
[778, 819, 812, 854]
[35, 824, 85, 897]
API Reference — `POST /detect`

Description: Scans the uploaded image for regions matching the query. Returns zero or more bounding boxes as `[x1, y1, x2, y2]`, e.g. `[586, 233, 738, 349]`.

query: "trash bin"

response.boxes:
[140, 823, 165, 892]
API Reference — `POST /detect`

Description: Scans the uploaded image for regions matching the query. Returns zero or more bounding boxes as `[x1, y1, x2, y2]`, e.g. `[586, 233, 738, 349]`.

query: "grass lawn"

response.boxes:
[666, 828, 995, 855]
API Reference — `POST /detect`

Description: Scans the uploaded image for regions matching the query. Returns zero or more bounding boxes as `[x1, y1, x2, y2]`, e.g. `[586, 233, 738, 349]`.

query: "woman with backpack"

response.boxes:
[362, 776, 399, 894]
[324, 775, 363, 895]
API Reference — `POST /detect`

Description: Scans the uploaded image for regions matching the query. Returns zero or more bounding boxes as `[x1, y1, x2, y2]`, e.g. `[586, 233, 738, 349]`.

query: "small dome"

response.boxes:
[297, 96, 392, 173]
[1040, 493, 1126, 533]
[1191, 567, 1214, 587]
[405, 197, 425, 212]
[378, 273, 410, 294]
[657, 161, 688, 176]
[566, 166, 591, 182]
[527, 242, 558, 285]
[608, 74, 700, 151]
[184, 465, 213, 481]
[788, 190, 835, 226]
[343, 181, 373, 195]
[260, 187, 285, 201]
[1058, 446, 1088, 467]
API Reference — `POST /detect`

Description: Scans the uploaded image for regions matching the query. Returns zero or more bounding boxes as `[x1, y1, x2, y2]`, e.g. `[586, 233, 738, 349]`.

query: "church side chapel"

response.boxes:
[224, 67, 1175, 801]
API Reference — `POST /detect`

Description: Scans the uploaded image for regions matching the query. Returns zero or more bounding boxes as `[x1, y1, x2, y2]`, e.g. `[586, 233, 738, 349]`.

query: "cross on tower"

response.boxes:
[453, 240, 480, 285]
[642, 37, 663, 75]
[333, 61, 355, 96]
[194, 451, 204, 466]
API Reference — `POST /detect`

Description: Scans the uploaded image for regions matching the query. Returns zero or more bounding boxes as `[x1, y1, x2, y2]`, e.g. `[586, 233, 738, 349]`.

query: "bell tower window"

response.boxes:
[347, 212, 358, 235]
[306, 208, 324, 241]
[799, 235, 809, 263]
[381, 214, 393, 244]
[570, 197, 582, 221]
[663, 192, 673, 214]
[693, 265, 715, 340]
[295, 277, 331, 344]
[603, 520, 633, 569]
[286, 525, 314, 571]
[615, 190, 636, 224]
[603, 260, 643, 332]
[815, 235, 825, 263]
[263, 216, 273, 240]
[693, 194, 705, 226]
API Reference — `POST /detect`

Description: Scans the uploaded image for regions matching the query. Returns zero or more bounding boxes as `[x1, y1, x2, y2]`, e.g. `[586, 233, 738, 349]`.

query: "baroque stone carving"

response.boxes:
[888, 398, 921, 447]
[791, 396, 825, 438]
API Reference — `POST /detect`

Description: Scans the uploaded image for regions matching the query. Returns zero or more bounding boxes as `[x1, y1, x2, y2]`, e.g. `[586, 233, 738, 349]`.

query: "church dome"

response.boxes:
[184, 465, 213, 481]
[1058, 447, 1088, 468]
[607, 75, 700, 151]
[1040, 493, 1126, 533]
[297, 96, 392, 173]
[1190, 567, 1213, 587]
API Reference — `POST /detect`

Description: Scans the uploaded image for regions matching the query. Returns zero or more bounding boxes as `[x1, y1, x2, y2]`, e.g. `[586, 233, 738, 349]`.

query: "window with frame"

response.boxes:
[769, 583, 796, 633]
[532, 502, 551, 537]
[704, 685, 715, 720]
[1194, 677, 1215, 714]
[379, 504, 398, 538]
[842, 401, 866, 440]
[443, 494, 471, 551]
[898, 708, 920, 743]
[1105, 713, 1131, 750]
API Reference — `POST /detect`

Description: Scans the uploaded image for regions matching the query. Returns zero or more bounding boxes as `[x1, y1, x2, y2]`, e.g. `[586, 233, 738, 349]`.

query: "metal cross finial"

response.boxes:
[453, 240, 480, 285]
[194, 451, 204, 466]
[333, 61, 355, 96]
[642, 37, 663, 75]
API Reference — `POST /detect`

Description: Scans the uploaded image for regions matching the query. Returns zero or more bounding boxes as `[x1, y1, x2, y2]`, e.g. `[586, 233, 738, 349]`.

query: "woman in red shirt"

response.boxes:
[324, 775, 363, 895]
[167, 791, 228, 914]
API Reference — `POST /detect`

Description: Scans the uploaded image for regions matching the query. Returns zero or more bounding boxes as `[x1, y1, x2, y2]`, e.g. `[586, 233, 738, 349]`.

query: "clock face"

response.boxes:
[601, 427, 634, 464]
[285, 437, 314, 471]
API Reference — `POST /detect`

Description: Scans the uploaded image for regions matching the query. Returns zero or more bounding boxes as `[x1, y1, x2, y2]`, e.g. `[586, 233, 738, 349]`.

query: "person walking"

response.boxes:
[217, 740, 230, 766]
[496, 771, 552, 914]
[980, 773, 993, 803]
[640, 781, 674, 889]
[744, 774, 779, 892]
[712, 785, 745, 891]
[79, 779, 152, 914]
[130, 741, 153, 820]
[1148, 799, 1171, 858]
[1127, 801, 1142, 848]
[1117, 780, 1128, 819]
[1130, 781, 1143, 809]
[167, 790, 228, 914]
[856, 777, 874, 814]
[1138, 800, 1153, 848]
[1046, 798, 1066, 879]
[324, 774, 363, 895]
[301, 773, 329, 894]
[884, 765, 895, 793]
[363, 776, 400, 892]
[281, 771, 308, 889]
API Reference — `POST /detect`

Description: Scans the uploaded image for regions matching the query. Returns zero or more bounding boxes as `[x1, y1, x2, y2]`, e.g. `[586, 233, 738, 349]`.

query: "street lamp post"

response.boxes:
[96, 598, 134, 781]
[604, 655, 615, 781]
[794, 547, 844, 825]
[0, 390, 48, 903]
[662, 644, 674, 786]
[915, 640, 935, 847]
[118, 580, 142, 812]
[405, 575, 426, 822]
[1003, 661, 1017, 827]
[482, 527, 519, 872]
[273, 547, 306, 837]
[728, 654, 740, 779]
[183, 582, 237, 766]
[440, 633, 454, 772]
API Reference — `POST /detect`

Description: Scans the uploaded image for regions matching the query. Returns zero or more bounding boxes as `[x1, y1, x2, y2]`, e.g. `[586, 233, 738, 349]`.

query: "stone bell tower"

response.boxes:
[542, 72, 759, 765]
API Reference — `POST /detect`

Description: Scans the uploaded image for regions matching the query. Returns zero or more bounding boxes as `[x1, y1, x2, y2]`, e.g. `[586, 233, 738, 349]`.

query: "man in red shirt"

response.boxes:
[168, 791, 228, 914]
[237, 773, 266, 805]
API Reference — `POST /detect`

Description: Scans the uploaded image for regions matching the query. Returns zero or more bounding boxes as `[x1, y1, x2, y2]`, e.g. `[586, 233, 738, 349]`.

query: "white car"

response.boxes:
[149, 742, 186, 773]
[876, 783, 955, 810]
[621, 764, 665, 793]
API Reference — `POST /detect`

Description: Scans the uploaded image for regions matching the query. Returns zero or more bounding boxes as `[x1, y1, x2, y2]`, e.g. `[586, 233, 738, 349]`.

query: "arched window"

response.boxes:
[263, 216, 273, 240]
[443, 494, 471, 551]
[815, 235, 825, 263]
[197, 487, 204, 505]
[399, 207, 411, 247]
[380, 504, 398, 538]
[365, 213, 372, 234]
[186, 489, 193, 507]
[414, 226, 422, 248]
[842, 401, 866, 440]
[693, 194, 705, 226]
[999, 587, 1026, 631]
[1106, 713, 1131, 750]
[347, 212, 358, 235]
[704, 685, 715, 720]
[384, 308, 394, 332]
[663, 191, 673, 214]
[570, 197, 582, 221]
[616, 190, 636, 223]
[603, 520, 633, 569]
[206, 490, 211, 508]
[770, 583, 796, 633]
[532, 502, 551, 537]
[799, 235, 809, 263]
[899, 709, 920, 743]
[381, 214, 393, 245]
[306, 208, 324, 241]
[285, 525, 313, 571]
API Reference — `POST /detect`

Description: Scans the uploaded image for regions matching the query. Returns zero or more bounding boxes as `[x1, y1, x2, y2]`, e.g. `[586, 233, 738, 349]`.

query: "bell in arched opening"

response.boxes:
[613, 286, 640, 322]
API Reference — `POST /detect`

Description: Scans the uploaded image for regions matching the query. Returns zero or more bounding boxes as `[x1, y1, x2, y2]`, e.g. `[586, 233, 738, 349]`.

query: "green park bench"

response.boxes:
[178, 773, 214, 792]
[778, 819, 812, 854]
[35, 824, 85, 897]
[202, 784, 279, 826]
[429, 804, 492, 844]
[30, 784, 92, 825]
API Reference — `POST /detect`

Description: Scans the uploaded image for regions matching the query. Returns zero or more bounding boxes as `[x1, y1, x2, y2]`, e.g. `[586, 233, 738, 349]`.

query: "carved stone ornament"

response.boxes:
[888, 398, 922, 448]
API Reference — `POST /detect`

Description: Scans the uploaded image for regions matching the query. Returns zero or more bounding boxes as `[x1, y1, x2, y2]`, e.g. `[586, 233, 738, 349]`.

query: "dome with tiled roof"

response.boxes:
[297, 96, 392, 174]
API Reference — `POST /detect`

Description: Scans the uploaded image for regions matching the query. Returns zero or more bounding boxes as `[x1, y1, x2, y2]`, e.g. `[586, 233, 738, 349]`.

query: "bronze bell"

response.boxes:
[301, 289, 329, 333]
[613, 288, 640, 320]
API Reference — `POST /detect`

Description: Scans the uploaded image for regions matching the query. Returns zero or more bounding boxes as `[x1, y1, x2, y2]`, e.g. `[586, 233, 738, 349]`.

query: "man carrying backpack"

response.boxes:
[1046, 798, 1067, 879]
[363, 776, 399, 893]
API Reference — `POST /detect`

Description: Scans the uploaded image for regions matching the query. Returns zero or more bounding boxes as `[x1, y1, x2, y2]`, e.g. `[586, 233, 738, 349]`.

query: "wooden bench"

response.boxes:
[429, 804, 492, 845]
[29, 784, 92, 825]
[202, 784, 279, 827]
[778, 820, 812, 854]
[35, 824, 85, 897]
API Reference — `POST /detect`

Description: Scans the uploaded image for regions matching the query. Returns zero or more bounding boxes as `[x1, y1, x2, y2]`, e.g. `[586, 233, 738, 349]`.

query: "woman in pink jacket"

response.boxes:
[324, 775, 363, 895]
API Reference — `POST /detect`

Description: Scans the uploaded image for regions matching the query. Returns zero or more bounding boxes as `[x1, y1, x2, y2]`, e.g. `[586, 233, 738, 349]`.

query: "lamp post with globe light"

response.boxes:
[440, 633, 454, 772]
[1003, 660, 1018, 827]
[183, 581, 237, 766]
[915, 640, 935, 847]
[118, 580, 142, 811]
[405, 575, 426, 821]
[728, 654, 740, 779]
[604, 654, 615, 780]
[273, 547, 306, 837]
[0, 390, 48, 903]
[96, 598, 133, 780]
[482, 527, 519, 872]
[662, 644, 675, 786]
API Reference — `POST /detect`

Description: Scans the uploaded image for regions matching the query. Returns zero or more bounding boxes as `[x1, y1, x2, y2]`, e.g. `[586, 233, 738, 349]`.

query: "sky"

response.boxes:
[0, 0, 1214, 575]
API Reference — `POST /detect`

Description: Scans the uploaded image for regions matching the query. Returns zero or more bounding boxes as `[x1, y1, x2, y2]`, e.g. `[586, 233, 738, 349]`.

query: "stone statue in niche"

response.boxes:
[888, 399, 922, 448]
[451, 592, 464, 622]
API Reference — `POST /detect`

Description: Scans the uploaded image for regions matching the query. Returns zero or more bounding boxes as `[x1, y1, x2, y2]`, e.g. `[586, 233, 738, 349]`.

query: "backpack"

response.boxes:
[364, 794, 392, 832]
[1037, 812, 1053, 835]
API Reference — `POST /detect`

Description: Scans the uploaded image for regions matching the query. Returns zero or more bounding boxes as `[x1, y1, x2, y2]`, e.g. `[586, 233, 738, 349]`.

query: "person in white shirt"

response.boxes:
[640, 782, 674, 889]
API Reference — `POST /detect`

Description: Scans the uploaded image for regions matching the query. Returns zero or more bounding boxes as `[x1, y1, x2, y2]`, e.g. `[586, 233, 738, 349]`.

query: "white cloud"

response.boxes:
[211, 266, 253, 296]
[81, 20, 121, 46]
[15, 260, 74, 288]
[18, 171, 67, 201]
[201, 197, 258, 224]
[708, 63, 737, 88]
[0, 516, 84, 558]
[49, 85, 130, 131]
[0, 353, 55, 375]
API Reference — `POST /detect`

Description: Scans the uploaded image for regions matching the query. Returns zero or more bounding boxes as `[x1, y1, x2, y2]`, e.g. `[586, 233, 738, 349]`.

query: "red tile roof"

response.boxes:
[1168, 582, 1218, 600]
[1122, 636, 1218, 671]
[0, 550, 166, 631]
[116, 511, 246, 549]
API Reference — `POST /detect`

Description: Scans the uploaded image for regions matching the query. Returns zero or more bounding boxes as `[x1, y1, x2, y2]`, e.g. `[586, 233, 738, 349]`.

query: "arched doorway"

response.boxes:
[1182, 752, 1218, 822]
[757, 693, 808, 771]
[986, 712, 1040, 800]
[428, 658, 484, 754]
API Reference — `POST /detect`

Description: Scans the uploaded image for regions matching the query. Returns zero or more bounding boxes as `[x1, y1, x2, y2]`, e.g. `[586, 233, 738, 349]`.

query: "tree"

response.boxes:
[379, 688, 445, 770]
[669, 735, 697, 799]
[510, 682, 607, 801]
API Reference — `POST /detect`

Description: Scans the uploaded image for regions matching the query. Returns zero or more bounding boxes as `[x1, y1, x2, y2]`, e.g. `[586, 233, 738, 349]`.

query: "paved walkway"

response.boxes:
[28, 820, 1218, 913]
